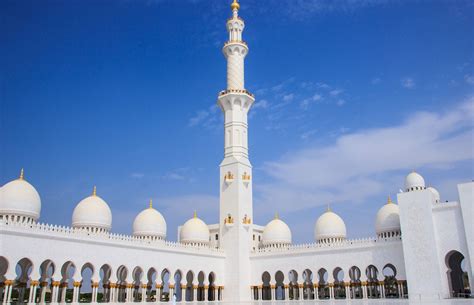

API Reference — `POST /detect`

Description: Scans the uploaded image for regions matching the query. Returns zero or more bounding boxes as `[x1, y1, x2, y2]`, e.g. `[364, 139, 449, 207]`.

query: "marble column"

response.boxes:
[314, 285, 319, 299]
[141, 284, 147, 302]
[193, 285, 197, 302]
[380, 283, 385, 298]
[298, 285, 303, 300]
[29, 281, 39, 304]
[345, 283, 350, 299]
[362, 283, 367, 299]
[2, 280, 13, 304]
[73, 281, 81, 303]
[284, 285, 289, 300]
[329, 285, 334, 299]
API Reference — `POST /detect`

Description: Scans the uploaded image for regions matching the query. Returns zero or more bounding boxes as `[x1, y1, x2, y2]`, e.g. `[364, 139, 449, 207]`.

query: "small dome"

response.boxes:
[133, 200, 166, 239]
[405, 171, 425, 192]
[262, 214, 292, 246]
[72, 187, 112, 231]
[427, 186, 440, 203]
[0, 170, 41, 222]
[314, 208, 347, 242]
[375, 197, 401, 236]
[180, 212, 209, 245]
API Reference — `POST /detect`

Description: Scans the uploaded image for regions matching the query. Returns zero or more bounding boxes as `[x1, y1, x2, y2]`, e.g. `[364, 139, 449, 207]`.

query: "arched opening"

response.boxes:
[333, 267, 346, 299]
[146, 268, 157, 302]
[185, 271, 194, 302]
[317, 268, 329, 299]
[262, 271, 271, 300]
[446, 250, 471, 297]
[132, 267, 143, 302]
[98, 264, 111, 303]
[116, 265, 128, 302]
[302, 269, 314, 300]
[366, 265, 380, 298]
[275, 271, 285, 300]
[207, 272, 216, 301]
[13, 258, 33, 304]
[197, 271, 205, 301]
[160, 269, 170, 302]
[39, 260, 55, 303]
[59, 261, 75, 303]
[174, 270, 183, 302]
[288, 270, 298, 300]
[349, 266, 362, 299]
[79, 263, 94, 303]
[0, 257, 8, 303]
[382, 264, 399, 298]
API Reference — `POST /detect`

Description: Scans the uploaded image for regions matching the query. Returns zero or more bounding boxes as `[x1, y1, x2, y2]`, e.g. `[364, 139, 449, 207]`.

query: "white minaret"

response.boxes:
[217, 0, 255, 302]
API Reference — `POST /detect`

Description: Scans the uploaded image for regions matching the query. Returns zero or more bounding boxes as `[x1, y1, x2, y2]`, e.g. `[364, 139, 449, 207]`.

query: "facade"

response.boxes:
[0, 1, 473, 303]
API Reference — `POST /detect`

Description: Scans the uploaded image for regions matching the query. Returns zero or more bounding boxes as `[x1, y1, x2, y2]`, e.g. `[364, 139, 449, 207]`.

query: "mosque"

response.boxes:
[0, 0, 473, 304]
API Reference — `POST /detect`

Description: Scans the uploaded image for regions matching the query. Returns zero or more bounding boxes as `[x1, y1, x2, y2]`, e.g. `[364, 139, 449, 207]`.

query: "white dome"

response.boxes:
[180, 212, 209, 245]
[427, 186, 440, 203]
[0, 171, 41, 221]
[375, 197, 401, 236]
[405, 171, 425, 191]
[133, 201, 167, 239]
[262, 216, 292, 246]
[72, 188, 112, 231]
[314, 209, 347, 242]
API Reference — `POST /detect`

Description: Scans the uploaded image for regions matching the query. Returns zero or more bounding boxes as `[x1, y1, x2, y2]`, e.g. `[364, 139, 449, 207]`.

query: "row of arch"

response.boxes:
[254, 264, 407, 300]
[0, 257, 221, 303]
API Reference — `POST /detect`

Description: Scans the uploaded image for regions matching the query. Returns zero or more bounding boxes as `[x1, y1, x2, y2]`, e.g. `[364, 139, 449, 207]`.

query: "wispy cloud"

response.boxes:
[371, 77, 382, 85]
[465, 74, 474, 85]
[130, 173, 145, 179]
[401, 77, 416, 89]
[188, 104, 220, 129]
[255, 97, 474, 215]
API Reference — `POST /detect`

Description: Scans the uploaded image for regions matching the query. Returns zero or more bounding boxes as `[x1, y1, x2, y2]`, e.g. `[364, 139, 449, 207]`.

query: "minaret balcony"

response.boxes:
[219, 89, 254, 98]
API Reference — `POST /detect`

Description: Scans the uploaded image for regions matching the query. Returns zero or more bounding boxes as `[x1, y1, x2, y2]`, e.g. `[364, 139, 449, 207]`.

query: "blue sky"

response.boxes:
[1, 0, 473, 243]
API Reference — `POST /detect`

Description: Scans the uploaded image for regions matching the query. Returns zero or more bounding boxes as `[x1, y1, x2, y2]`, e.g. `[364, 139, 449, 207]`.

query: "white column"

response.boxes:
[345, 284, 350, 299]
[193, 286, 197, 302]
[29, 282, 39, 303]
[2, 282, 12, 305]
[298, 286, 303, 300]
[315, 285, 319, 299]
[60, 284, 67, 303]
[381, 283, 385, 298]
[329, 285, 334, 299]
[362, 284, 367, 299]
[284, 286, 289, 300]
[40, 282, 47, 303]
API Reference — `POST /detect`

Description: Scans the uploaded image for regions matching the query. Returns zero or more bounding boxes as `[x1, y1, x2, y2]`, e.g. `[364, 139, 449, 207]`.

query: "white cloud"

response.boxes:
[256, 98, 474, 214]
[371, 77, 381, 85]
[336, 99, 346, 106]
[465, 74, 474, 85]
[130, 173, 144, 179]
[312, 94, 322, 101]
[330, 89, 343, 96]
[300, 129, 318, 140]
[283, 93, 295, 102]
[188, 110, 209, 127]
[401, 77, 416, 89]
[253, 99, 269, 109]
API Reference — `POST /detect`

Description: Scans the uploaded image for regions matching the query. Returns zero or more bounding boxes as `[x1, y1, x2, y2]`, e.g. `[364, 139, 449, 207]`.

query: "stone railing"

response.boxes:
[0, 219, 224, 255]
[253, 235, 402, 255]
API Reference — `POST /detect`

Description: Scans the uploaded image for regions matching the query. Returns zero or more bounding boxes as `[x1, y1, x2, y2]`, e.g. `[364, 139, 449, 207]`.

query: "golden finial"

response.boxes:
[19, 168, 24, 180]
[149, 199, 153, 209]
[193, 210, 197, 218]
[92, 186, 97, 196]
[231, 0, 240, 11]
[274, 212, 279, 220]
[326, 204, 331, 212]
[387, 196, 393, 204]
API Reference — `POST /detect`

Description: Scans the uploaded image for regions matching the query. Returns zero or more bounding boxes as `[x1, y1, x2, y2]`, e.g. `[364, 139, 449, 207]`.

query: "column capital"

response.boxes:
[73, 281, 81, 287]
[91, 282, 99, 288]
[4, 279, 14, 285]
[30, 280, 40, 286]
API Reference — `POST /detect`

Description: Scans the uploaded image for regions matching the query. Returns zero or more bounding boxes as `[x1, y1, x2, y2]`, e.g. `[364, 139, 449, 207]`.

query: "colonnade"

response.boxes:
[0, 280, 224, 304]
[251, 280, 407, 300]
